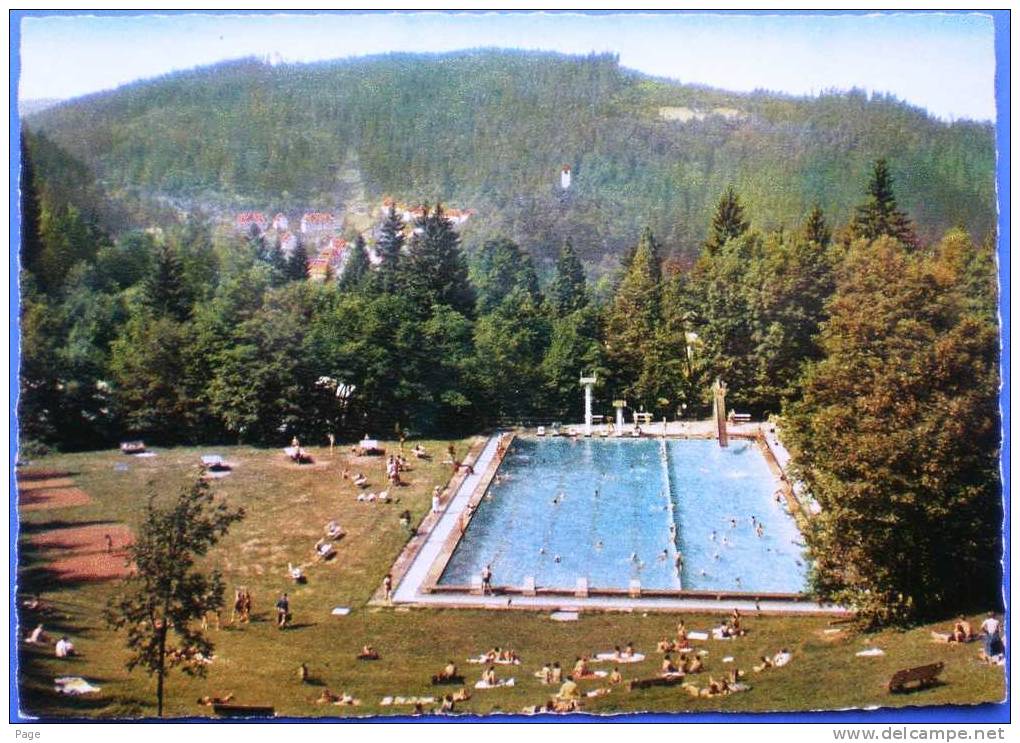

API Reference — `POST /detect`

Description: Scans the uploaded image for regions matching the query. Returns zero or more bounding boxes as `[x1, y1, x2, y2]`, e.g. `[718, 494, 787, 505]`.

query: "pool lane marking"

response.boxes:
[660, 439, 682, 591]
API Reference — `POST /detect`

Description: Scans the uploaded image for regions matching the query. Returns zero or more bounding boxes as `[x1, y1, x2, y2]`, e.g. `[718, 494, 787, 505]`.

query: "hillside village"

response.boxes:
[233, 200, 474, 282]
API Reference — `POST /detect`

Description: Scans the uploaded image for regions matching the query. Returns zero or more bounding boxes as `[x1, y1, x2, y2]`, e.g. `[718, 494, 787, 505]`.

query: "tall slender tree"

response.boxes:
[604, 228, 663, 404]
[803, 203, 832, 248]
[145, 242, 191, 321]
[401, 204, 475, 316]
[106, 479, 244, 717]
[374, 205, 405, 293]
[285, 235, 309, 282]
[705, 186, 750, 254]
[549, 238, 588, 316]
[850, 158, 917, 247]
[339, 235, 370, 291]
[471, 237, 541, 315]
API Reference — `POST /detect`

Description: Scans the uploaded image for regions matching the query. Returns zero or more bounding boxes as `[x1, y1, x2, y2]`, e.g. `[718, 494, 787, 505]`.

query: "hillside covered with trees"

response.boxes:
[18, 49, 1002, 625]
[27, 50, 995, 273]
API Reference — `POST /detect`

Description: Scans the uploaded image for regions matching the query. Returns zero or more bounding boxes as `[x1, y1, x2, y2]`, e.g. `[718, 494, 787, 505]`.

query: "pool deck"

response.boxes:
[382, 425, 849, 616]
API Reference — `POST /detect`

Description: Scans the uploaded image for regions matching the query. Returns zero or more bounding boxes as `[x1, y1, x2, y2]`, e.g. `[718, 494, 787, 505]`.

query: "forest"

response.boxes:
[18, 106, 1002, 624]
[26, 50, 995, 273]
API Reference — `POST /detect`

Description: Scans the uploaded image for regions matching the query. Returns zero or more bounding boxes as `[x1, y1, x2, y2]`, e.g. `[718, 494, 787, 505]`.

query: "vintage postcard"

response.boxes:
[11, 9, 1007, 724]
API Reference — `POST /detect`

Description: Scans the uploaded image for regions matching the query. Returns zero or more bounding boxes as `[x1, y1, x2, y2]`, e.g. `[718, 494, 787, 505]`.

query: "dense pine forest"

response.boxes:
[27, 50, 995, 271]
[18, 50, 1001, 623]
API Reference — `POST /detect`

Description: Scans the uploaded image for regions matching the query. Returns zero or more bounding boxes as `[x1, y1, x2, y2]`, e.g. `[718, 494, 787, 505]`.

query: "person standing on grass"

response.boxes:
[481, 564, 493, 595]
[276, 592, 290, 629]
[383, 573, 393, 601]
[981, 612, 1002, 658]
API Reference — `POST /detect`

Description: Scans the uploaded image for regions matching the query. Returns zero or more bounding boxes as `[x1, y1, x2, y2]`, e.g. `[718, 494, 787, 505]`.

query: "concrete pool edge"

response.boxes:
[379, 427, 851, 616]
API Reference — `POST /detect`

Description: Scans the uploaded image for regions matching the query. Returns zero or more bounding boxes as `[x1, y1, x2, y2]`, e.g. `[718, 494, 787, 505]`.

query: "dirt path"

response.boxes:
[17, 471, 92, 511]
[29, 524, 134, 581]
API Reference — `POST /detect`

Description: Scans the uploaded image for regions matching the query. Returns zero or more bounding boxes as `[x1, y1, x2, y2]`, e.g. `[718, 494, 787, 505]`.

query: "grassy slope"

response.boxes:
[15, 443, 1004, 719]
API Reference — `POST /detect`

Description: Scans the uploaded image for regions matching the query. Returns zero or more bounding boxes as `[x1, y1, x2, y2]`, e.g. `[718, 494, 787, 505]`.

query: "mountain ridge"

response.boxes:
[27, 49, 995, 269]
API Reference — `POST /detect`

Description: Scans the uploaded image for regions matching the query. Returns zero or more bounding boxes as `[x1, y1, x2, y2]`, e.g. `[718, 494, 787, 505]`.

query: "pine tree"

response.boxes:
[705, 186, 750, 254]
[604, 227, 663, 404]
[267, 236, 289, 287]
[285, 236, 309, 282]
[402, 204, 475, 316]
[375, 205, 405, 293]
[851, 159, 917, 247]
[339, 235, 370, 291]
[803, 204, 832, 247]
[144, 242, 191, 321]
[20, 137, 43, 279]
[471, 237, 541, 315]
[550, 239, 588, 316]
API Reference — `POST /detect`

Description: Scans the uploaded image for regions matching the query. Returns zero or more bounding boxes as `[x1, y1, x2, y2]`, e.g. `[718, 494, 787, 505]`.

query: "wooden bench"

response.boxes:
[212, 703, 276, 718]
[729, 413, 752, 424]
[887, 662, 944, 693]
[627, 675, 686, 691]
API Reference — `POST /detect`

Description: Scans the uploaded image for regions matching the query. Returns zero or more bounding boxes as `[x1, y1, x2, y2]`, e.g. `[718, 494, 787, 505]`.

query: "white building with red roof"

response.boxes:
[235, 211, 268, 233]
[300, 211, 337, 235]
[308, 237, 348, 282]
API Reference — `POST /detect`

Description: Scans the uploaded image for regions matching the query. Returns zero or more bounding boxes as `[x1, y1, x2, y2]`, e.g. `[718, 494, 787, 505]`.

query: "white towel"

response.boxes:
[474, 678, 515, 689]
[54, 677, 101, 695]
[331, 607, 351, 616]
[687, 631, 709, 641]
[856, 648, 885, 657]
[550, 611, 579, 622]
[594, 652, 645, 663]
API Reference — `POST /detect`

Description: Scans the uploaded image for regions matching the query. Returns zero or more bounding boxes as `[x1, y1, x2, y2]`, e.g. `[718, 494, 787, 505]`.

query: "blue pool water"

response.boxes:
[439, 437, 807, 593]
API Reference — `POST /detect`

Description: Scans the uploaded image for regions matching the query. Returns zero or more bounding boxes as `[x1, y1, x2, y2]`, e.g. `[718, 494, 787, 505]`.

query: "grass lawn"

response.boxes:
[15, 440, 1005, 719]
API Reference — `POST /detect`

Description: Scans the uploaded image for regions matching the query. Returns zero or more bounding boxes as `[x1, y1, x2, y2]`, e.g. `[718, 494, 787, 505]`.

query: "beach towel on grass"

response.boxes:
[467, 656, 520, 665]
[54, 677, 101, 695]
[687, 631, 709, 641]
[856, 648, 885, 657]
[594, 653, 645, 663]
[474, 678, 515, 689]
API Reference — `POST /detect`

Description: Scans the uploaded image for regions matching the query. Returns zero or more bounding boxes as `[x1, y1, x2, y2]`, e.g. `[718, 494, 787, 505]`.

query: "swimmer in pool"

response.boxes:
[659, 549, 668, 561]
[730, 518, 737, 528]
[714, 552, 720, 560]
[710, 530, 717, 541]
[539, 547, 545, 555]
[554, 555, 561, 563]
[756, 524, 764, 538]
[595, 540, 603, 550]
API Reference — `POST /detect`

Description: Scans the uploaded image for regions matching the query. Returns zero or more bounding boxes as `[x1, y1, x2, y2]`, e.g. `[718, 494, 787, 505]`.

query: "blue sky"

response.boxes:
[18, 11, 996, 121]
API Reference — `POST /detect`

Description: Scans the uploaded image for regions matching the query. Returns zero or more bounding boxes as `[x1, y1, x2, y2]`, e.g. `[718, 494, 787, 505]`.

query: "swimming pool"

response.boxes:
[438, 437, 807, 594]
